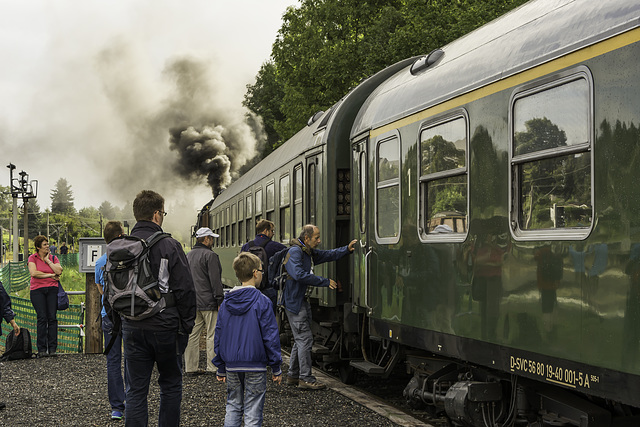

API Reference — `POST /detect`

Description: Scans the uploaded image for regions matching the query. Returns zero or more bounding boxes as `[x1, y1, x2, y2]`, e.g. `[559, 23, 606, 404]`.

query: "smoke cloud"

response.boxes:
[0, 1, 289, 240]
[96, 45, 263, 205]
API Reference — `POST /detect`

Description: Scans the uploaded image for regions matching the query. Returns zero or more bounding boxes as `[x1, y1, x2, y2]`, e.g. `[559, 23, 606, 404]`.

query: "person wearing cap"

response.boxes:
[184, 226, 224, 375]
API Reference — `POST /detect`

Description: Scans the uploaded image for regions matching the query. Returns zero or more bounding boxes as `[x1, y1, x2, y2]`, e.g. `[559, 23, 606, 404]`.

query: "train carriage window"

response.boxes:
[511, 72, 592, 237]
[419, 116, 468, 238]
[359, 151, 367, 234]
[231, 203, 237, 246]
[308, 163, 317, 224]
[213, 212, 218, 247]
[266, 182, 275, 221]
[220, 208, 227, 247]
[294, 165, 303, 237]
[280, 175, 291, 242]
[246, 194, 252, 241]
[255, 189, 263, 222]
[238, 199, 244, 245]
[224, 206, 231, 247]
[376, 136, 401, 241]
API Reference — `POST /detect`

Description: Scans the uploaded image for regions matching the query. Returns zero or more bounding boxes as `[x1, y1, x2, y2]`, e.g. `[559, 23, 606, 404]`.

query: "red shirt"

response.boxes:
[28, 253, 60, 290]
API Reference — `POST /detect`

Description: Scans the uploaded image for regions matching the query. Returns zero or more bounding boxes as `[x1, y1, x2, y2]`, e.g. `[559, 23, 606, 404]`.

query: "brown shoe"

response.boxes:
[298, 380, 326, 390]
[286, 376, 299, 386]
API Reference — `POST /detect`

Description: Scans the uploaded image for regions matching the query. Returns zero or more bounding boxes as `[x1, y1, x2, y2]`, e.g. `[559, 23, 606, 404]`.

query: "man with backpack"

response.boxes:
[0, 279, 21, 410]
[119, 190, 196, 426]
[241, 220, 286, 309]
[184, 227, 223, 376]
[95, 221, 127, 421]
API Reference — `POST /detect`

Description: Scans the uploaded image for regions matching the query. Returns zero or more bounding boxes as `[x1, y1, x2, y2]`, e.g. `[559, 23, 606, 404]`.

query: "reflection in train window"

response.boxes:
[266, 182, 275, 221]
[511, 74, 592, 233]
[280, 175, 291, 242]
[376, 136, 400, 240]
[294, 165, 303, 237]
[419, 116, 468, 237]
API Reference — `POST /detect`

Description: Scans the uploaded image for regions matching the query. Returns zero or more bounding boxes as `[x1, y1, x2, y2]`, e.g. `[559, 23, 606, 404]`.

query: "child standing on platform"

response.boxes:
[213, 252, 282, 426]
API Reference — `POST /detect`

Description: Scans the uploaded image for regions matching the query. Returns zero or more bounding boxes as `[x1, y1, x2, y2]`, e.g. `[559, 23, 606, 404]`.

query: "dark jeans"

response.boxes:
[30, 286, 58, 354]
[103, 316, 127, 412]
[122, 327, 187, 427]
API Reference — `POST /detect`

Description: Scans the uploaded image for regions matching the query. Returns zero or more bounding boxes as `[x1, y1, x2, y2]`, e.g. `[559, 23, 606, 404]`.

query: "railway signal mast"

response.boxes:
[6, 163, 38, 262]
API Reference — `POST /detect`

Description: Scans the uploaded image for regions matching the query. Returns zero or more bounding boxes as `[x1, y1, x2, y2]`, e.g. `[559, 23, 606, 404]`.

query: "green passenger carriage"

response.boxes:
[200, 0, 640, 424]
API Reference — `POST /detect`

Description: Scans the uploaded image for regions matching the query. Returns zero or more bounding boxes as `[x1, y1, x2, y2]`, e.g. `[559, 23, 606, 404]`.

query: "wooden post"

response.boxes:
[85, 272, 103, 353]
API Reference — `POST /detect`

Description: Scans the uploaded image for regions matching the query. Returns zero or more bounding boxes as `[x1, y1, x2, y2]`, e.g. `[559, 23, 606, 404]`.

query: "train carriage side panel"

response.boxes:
[350, 0, 640, 410]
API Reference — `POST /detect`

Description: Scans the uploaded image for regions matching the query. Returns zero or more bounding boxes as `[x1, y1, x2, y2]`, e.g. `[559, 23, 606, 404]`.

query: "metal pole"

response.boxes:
[12, 197, 18, 262]
[23, 199, 28, 261]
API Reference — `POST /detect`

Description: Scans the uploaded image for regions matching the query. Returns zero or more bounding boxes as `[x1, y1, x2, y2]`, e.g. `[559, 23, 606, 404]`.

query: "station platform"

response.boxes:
[0, 353, 432, 426]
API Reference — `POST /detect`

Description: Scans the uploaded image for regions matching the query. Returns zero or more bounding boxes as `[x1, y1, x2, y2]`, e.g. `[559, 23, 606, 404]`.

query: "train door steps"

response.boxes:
[312, 344, 330, 355]
[318, 321, 339, 328]
[350, 360, 386, 375]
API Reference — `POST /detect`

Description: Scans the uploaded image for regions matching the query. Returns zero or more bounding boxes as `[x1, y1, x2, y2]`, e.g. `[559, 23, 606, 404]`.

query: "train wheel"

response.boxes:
[339, 362, 357, 385]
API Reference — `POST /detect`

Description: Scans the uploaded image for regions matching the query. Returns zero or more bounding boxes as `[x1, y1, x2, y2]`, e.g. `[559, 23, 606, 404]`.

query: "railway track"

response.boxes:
[282, 349, 447, 426]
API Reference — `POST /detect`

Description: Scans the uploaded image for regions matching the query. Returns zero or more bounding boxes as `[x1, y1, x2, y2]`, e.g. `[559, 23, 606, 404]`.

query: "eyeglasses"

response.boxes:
[256, 269, 264, 273]
[157, 210, 168, 217]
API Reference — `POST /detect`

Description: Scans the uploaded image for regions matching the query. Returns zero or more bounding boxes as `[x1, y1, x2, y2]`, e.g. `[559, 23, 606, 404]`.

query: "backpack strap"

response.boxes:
[145, 231, 171, 248]
[21, 327, 30, 355]
[248, 239, 268, 249]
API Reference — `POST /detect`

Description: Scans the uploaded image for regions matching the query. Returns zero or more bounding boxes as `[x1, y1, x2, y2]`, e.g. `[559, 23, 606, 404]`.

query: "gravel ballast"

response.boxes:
[0, 353, 403, 426]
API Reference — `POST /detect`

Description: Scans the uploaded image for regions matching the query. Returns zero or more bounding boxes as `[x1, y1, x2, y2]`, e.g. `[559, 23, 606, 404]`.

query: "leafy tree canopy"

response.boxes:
[245, 0, 529, 152]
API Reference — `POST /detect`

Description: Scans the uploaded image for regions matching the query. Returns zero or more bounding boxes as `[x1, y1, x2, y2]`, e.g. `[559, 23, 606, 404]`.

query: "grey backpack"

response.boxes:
[104, 231, 174, 320]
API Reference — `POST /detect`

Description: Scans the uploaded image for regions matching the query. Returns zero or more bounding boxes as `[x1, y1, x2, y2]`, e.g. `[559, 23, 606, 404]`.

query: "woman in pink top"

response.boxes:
[28, 235, 63, 357]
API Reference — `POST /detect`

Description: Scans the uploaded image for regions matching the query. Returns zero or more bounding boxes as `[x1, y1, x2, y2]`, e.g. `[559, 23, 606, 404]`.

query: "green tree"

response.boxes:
[245, 0, 529, 153]
[243, 61, 286, 155]
[99, 201, 117, 220]
[50, 178, 75, 214]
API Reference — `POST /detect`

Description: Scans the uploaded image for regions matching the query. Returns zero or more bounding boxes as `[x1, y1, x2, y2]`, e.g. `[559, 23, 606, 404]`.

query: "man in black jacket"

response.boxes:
[123, 190, 196, 426]
[184, 227, 223, 375]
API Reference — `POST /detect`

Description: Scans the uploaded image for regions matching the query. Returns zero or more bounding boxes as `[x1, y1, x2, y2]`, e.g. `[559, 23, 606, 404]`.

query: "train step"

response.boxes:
[349, 360, 385, 375]
[319, 321, 339, 328]
[312, 344, 330, 355]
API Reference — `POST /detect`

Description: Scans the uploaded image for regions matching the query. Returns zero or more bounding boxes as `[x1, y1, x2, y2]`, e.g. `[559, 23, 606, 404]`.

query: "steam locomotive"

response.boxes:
[195, 0, 640, 425]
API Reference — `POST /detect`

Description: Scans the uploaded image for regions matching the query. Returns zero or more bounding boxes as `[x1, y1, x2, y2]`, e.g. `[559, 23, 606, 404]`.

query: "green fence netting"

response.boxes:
[0, 261, 84, 354]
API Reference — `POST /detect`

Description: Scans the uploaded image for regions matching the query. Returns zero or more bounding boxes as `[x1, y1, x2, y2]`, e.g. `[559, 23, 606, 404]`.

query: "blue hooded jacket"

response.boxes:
[212, 286, 282, 376]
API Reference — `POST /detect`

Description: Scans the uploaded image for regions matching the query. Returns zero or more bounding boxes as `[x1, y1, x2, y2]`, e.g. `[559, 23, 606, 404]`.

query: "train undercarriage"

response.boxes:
[278, 304, 640, 427]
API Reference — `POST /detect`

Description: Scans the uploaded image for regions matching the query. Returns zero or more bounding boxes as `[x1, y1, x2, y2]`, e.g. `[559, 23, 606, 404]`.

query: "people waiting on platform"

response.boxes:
[95, 221, 127, 421]
[213, 252, 282, 427]
[28, 235, 63, 357]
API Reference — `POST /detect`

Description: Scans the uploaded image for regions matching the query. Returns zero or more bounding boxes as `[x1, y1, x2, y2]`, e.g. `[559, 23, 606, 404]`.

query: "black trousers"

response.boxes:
[30, 286, 58, 354]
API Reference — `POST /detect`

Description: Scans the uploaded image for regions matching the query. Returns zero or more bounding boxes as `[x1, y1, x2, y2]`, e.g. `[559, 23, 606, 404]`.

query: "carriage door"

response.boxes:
[352, 138, 371, 310]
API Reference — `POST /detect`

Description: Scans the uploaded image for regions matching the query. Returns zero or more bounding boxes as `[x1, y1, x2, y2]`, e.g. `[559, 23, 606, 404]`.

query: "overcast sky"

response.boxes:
[0, 0, 296, 237]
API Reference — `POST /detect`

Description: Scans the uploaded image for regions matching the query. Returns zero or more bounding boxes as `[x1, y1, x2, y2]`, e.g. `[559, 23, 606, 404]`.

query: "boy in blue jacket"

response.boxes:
[213, 252, 282, 427]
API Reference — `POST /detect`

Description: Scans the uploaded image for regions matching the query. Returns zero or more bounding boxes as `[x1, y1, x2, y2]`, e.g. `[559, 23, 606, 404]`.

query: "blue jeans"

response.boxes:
[103, 316, 127, 412]
[224, 371, 267, 427]
[284, 300, 315, 383]
[30, 286, 58, 354]
[122, 327, 187, 427]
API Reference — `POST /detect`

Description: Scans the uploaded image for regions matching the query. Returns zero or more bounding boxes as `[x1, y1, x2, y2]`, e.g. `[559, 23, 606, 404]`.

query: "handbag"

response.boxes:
[57, 281, 70, 311]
